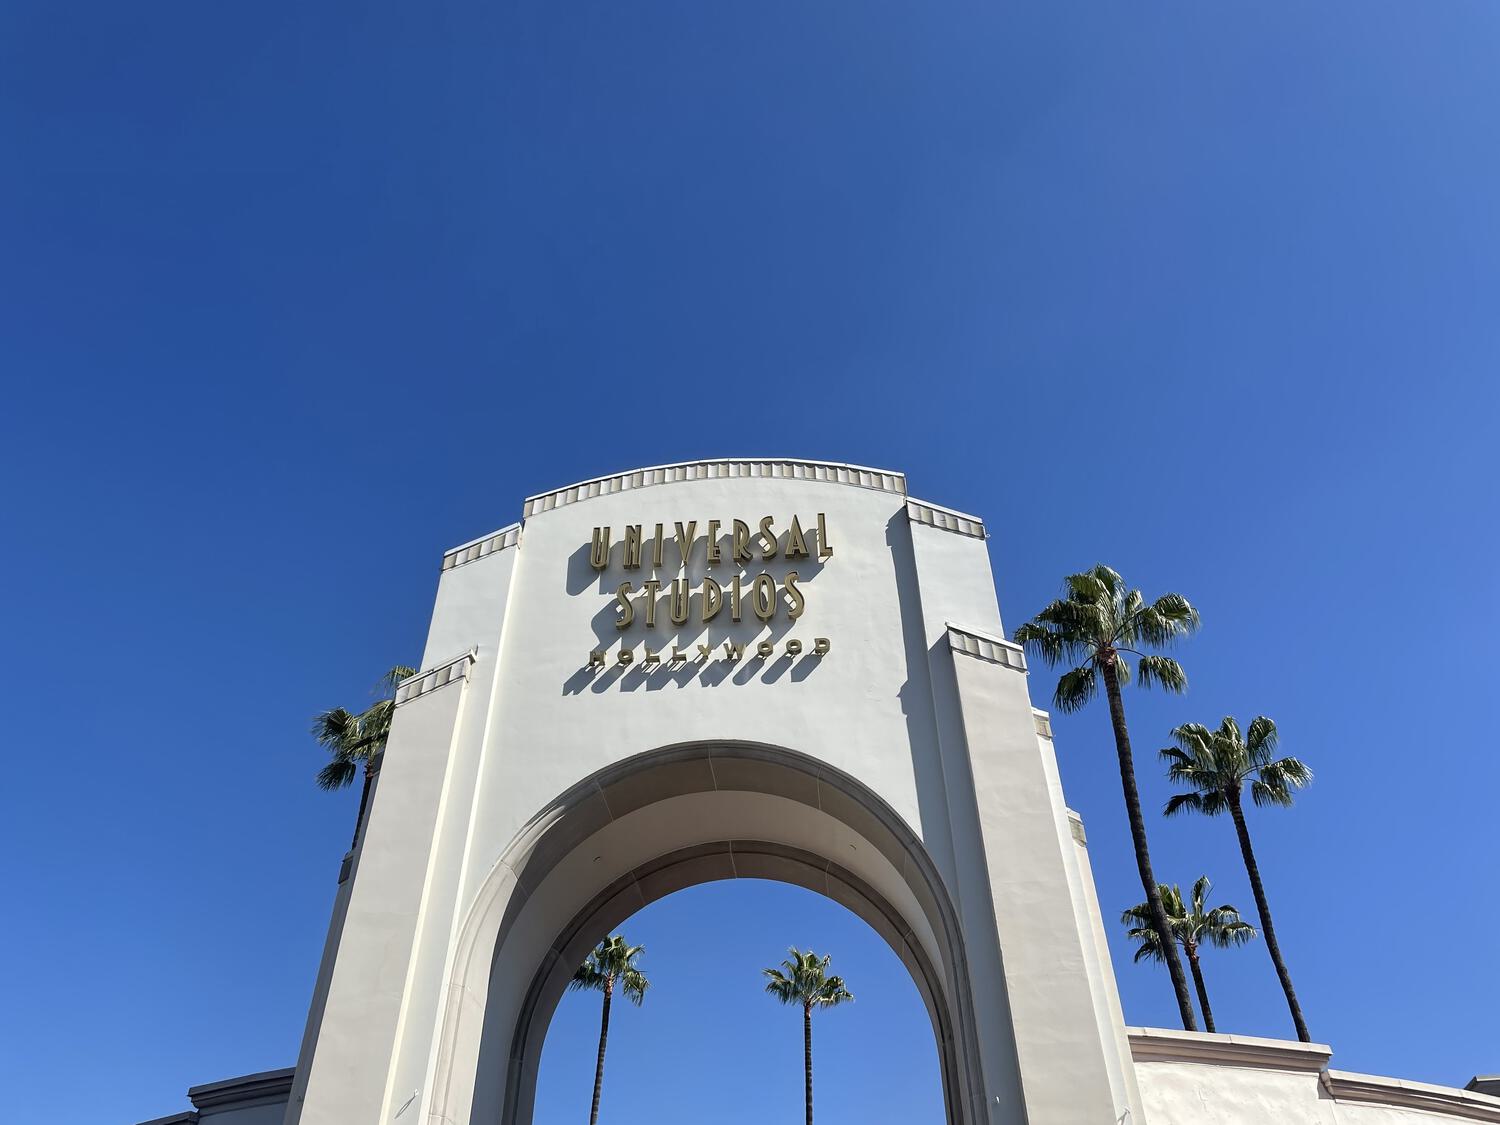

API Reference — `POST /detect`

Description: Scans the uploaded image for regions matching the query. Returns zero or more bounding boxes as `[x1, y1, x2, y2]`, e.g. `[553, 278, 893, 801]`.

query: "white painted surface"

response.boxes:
[281, 460, 1146, 1125]
[1131, 1028, 1500, 1125]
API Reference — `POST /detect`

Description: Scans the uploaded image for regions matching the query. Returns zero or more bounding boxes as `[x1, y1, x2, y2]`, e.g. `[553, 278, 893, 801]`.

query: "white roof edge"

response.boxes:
[907, 496, 986, 524]
[522, 458, 908, 505]
[946, 621, 1020, 650]
[443, 522, 522, 557]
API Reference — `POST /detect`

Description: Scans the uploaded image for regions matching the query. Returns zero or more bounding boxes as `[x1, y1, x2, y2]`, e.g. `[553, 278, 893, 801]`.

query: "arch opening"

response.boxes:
[427, 743, 986, 1125]
[531, 878, 947, 1124]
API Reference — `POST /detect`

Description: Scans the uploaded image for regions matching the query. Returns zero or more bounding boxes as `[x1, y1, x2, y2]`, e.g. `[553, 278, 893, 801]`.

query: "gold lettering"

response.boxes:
[730, 575, 743, 622]
[617, 648, 633, 665]
[674, 521, 697, 567]
[785, 515, 810, 559]
[589, 649, 607, 667]
[757, 640, 775, 658]
[817, 512, 833, 559]
[623, 525, 643, 569]
[786, 639, 803, 656]
[669, 579, 690, 625]
[696, 643, 713, 660]
[752, 573, 776, 621]
[670, 645, 689, 663]
[590, 527, 611, 570]
[813, 637, 831, 655]
[758, 515, 778, 560]
[732, 519, 753, 564]
[652, 523, 664, 568]
[723, 641, 745, 661]
[614, 582, 635, 629]
[641, 580, 662, 626]
[701, 577, 723, 622]
[642, 648, 661, 667]
[784, 571, 805, 620]
[706, 519, 721, 563]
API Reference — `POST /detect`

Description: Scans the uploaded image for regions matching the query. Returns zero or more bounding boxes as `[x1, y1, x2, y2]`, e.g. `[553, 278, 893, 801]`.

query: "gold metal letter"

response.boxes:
[706, 519, 721, 563]
[785, 515, 810, 559]
[623, 525, 643, 569]
[674, 521, 697, 567]
[723, 641, 744, 661]
[589, 649, 607, 667]
[617, 648, 633, 665]
[642, 648, 660, 667]
[758, 516, 778, 560]
[817, 513, 833, 559]
[786, 639, 802, 656]
[652, 523, 664, 568]
[732, 519, 753, 564]
[730, 575, 743, 622]
[614, 582, 635, 629]
[783, 572, 805, 620]
[591, 527, 611, 570]
[813, 637, 831, 655]
[701, 577, 723, 622]
[757, 640, 775, 658]
[641, 580, 661, 626]
[669, 579, 690, 625]
[752, 573, 776, 621]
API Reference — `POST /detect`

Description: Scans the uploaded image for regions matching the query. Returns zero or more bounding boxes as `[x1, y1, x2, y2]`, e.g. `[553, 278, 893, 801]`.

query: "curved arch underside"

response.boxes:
[430, 743, 986, 1125]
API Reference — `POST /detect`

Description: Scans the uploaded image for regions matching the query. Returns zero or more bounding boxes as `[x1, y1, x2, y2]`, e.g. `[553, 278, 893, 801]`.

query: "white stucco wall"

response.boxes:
[1131, 1028, 1500, 1125]
[286, 460, 1140, 1125]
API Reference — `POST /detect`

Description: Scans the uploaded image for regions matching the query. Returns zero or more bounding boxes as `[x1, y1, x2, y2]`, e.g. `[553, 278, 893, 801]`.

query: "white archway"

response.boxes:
[426, 742, 987, 1125]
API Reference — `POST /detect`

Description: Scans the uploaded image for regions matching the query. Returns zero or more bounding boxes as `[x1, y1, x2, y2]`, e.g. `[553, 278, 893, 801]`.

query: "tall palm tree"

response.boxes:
[313, 665, 416, 849]
[1161, 716, 1313, 1042]
[1122, 876, 1256, 1032]
[569, 935, 649, 1125]
[1013, 564, 1202, 1031]
[763, 949, 854, 1125]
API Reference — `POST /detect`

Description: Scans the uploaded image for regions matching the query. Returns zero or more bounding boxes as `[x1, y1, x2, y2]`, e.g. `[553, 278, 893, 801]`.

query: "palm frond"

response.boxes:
[1136, 654, 1187, 694]
[315, 758, 358, 791]
[1053, 665, 1098, 713]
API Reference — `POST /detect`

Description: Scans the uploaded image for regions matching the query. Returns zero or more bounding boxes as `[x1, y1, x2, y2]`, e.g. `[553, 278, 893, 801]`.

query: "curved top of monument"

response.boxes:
[440, 456, 987, 571]
[521, 457, 909, 518]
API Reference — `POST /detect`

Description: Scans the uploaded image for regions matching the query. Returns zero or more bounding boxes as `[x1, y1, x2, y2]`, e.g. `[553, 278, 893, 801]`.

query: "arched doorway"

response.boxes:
[424, 743, 987, 1125]
[530, 879, 946, 1123]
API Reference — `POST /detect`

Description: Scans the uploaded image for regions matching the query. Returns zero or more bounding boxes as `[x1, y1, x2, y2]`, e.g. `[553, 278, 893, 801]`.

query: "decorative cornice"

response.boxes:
[522, 459, 907, 518]
[906, 498, 987, 539]
[946, 624, 1027, 672]
[442, 524, 520, 571]
[1032, 709, 1053, 739]
[1065, 808, 1087, 845]
[188, 1068, 295, 1111]
[395, 650, 477, 706]
[1127, 1027, 1332, 1072]
[1323, 1070, 1500, 1122]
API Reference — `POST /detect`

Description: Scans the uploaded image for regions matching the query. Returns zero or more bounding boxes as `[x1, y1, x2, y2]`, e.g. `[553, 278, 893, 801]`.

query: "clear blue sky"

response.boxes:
[3, 1, 1497, 1122]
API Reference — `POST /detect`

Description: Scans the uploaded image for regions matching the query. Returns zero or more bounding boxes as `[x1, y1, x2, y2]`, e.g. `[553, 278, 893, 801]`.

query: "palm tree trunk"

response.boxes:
[589, 980, 612, 1125]
[350, 764, 375, 851]
[803, 1001, 813, 1125]
[1185, 943, 1215, 1033]
[1228, 793, 1310, 1042]
[1100, 659, 1199, 1032]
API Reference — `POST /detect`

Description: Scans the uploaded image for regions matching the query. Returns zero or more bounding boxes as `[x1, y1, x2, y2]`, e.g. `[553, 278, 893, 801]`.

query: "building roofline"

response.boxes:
[521, 458, 908, 518]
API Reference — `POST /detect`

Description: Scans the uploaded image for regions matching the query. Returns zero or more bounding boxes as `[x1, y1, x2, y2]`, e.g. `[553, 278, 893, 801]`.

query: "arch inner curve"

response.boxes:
[428, 742, 986, 1125]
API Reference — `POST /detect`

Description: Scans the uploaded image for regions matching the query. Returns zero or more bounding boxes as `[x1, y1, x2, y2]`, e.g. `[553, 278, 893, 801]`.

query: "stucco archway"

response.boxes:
[426, 742, 987, 1125]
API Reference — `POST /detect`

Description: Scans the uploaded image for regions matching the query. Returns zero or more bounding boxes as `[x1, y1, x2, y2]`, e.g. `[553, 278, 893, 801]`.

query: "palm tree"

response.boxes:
[1161, 716, 1313, 1041]
[313, 664, 416, 849]
[1122, 876, 1256, 1032]
[569, 935, 649, 1125]
[1013, 564, 1202, 1031]
[763, 949, 854, 1125]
